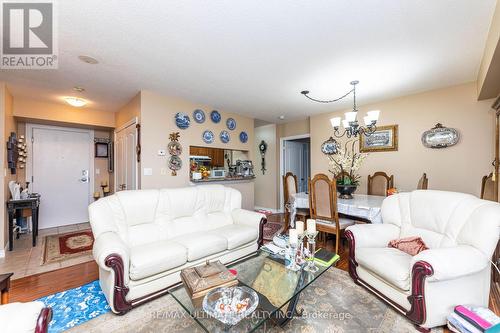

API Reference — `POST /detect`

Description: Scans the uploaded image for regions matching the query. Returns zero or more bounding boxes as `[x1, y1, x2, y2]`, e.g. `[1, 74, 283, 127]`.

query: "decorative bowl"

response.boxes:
[337, 184, 357, 199]
[202, 286, 258, 326]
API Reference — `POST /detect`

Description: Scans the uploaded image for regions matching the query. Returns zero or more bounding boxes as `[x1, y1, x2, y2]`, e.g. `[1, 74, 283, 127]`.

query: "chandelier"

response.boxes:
[301, 80, 380, 138]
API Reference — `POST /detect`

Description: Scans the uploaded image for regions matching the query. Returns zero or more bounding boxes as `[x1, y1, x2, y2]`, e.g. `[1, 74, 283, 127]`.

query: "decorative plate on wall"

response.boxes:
[193, 109, 205, 124]
[167, 141, 182, 156]
[321, 137, 339, 155]
[202, 130, 215, 144]
[239, 131, 248, 143]
[174, 112, 190, 129]
[168, 155, 182, 171]
[210, 110, 221, 123]
[220, 130, 230, 144]
[226, 118, 236, 130]
[421, 123, 459, 149]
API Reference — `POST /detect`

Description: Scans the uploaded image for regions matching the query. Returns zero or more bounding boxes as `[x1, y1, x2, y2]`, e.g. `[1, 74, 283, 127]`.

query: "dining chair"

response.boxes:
[308, 173, 354, 255]
[480, 173, 495, 201]
[367, 172, 394, 196]
[283, 172, 309, 230]
[417, 173, 428, 190]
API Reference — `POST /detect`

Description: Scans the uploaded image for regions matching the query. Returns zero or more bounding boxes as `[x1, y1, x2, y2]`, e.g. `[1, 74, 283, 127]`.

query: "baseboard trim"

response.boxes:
[254, 206, 282, 214]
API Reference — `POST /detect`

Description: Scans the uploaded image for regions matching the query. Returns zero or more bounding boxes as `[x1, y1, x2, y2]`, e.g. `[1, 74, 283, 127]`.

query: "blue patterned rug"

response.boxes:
[37, 280, 110, 332]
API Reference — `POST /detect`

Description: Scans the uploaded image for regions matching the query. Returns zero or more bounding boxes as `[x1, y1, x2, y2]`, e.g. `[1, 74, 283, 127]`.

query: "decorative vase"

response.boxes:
[337, 184, 357, 199]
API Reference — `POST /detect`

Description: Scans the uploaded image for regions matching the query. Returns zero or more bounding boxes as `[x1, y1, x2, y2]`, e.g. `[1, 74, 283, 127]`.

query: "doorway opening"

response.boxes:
[279, 134, 311, 211]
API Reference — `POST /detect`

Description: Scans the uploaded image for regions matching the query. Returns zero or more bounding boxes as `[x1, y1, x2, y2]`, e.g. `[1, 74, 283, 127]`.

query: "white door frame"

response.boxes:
[279, 134, 311, 212]
[114, 117, 140, 191]
[25, 123, 95, 205]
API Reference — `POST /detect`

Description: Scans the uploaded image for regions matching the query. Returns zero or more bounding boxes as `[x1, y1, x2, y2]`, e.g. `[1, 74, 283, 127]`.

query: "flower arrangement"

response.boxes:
[328, 139, 368, 186]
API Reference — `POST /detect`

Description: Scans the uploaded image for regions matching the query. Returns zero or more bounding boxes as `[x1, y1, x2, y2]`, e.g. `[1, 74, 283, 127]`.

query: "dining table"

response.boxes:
[289, 192, 386, 226]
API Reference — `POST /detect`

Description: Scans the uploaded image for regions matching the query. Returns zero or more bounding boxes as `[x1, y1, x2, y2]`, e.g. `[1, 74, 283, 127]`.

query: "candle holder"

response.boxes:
[304, 231, 319, 273]
[296, 233, 306, 265]
[285, 243, 301, 271]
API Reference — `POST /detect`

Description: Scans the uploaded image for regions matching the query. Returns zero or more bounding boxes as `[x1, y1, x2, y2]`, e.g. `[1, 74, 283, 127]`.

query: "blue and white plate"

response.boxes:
[193, 109, 205, 124]
[210, 110, 221, 123]
[239, 131, 248, 143]
[174, 112, 190, 129]
[226, 118, 236, 130]
[220, 130, 230, 143]
[202, 130, 215, 144]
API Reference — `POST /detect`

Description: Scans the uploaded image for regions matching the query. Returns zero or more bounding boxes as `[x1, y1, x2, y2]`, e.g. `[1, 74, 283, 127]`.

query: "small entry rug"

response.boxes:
[42, 230, 94, 265]
[37, 280, 110, 332]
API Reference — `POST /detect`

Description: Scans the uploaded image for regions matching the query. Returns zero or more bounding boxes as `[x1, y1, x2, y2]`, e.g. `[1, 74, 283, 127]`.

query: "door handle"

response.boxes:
[79, 170, 89, 183]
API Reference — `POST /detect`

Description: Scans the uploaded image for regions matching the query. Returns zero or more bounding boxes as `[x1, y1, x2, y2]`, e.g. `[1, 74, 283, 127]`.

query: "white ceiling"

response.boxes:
[0, 0, 497, 123]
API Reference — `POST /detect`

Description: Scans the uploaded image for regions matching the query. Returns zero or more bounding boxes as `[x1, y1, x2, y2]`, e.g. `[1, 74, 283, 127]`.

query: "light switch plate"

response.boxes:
[95, 168, 100, 175]
[143, 168, 153, 176]
[158, 149, 166, 156]
[160, 168, 167, 175]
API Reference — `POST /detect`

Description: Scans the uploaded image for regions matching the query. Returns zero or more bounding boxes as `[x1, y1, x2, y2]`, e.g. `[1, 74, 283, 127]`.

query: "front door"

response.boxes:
[115, 122, 138, 191]
[29, 124, 93, 229]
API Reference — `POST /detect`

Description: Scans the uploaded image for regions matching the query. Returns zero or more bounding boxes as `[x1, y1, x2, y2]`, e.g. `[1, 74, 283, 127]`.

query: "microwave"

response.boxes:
[210, 169, 226, 178]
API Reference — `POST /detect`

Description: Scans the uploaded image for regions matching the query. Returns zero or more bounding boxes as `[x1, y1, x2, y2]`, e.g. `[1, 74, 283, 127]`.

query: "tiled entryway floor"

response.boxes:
[0, 222, 93, 280]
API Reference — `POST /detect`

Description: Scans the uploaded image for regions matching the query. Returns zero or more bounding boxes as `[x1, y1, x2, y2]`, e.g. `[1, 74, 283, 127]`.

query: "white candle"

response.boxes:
[296, 221, 304, 235]
[289, 229, 298, 245]
[307, 219, 316, 234]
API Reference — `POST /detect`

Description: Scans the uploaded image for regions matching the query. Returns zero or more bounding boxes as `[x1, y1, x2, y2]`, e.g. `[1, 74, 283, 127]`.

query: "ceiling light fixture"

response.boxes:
[278, 115, 285, 120]
[78, 55, 98, 64]
[64, 97, 87, 107]
[301, 81, 380, 138]
[73, 86, 85, 93]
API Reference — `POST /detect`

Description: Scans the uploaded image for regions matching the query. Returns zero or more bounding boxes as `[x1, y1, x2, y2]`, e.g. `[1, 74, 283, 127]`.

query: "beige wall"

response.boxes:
[139, 90, 256, 209]
[254, 124, 279, 209]
[478, 0, 500, 100]
[13, 98, 115, 129]
[115, 93, 141, 129]
[277, 118, 310, 138]
[310, 82, 495, 197]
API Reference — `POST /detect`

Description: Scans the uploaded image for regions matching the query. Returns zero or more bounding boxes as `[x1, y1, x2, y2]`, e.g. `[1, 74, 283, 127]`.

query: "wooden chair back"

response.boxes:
[367, 172, 394, 196]
[309, 173, 342, 254]
[417, 173, 428, 190]
[283, 172, 298, 205]
[481, 173, 495, 201]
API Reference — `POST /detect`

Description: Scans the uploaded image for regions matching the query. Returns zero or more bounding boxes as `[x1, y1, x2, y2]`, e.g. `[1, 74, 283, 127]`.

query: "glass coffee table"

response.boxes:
[168, 250, 337, 332]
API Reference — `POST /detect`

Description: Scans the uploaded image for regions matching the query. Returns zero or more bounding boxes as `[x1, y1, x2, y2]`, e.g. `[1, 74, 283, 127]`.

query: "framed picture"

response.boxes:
[95, 142, 109, 158]
[359, 125, 398, 152]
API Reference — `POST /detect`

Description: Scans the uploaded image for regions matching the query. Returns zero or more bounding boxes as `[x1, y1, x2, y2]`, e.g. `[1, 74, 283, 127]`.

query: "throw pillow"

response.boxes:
[388, 236, 428, 256]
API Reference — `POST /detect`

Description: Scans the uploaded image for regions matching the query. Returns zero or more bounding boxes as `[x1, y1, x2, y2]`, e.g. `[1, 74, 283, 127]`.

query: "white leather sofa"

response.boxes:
[88, 185, 266, 314]
[0, 301, 52, 333]
[345, 190, 500, 330]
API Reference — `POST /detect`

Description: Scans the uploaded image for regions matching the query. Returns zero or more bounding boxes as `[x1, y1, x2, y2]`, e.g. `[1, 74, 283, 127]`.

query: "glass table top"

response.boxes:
[168, 250, 337, 332]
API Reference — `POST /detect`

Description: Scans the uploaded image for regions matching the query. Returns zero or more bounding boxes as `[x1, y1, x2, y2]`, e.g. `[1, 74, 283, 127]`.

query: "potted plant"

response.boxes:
[328, 139, 368, 199]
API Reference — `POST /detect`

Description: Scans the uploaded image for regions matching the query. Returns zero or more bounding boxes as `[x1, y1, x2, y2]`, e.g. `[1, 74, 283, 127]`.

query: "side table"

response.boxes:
[0, 272, 14, 304]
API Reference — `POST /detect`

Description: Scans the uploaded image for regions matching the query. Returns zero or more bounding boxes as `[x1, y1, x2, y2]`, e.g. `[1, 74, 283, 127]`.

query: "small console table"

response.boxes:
[6, 195, 41, 251]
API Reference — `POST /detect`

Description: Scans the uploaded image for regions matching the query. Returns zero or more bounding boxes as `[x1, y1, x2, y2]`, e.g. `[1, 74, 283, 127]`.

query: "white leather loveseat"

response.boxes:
[345, 190, 500, 330]
[88, 185, 266, 314]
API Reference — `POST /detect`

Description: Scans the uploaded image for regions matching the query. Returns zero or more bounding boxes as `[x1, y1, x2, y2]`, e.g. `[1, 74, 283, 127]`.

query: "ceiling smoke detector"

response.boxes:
[78, 55, 98, 64]
[278, 115, 285, 120]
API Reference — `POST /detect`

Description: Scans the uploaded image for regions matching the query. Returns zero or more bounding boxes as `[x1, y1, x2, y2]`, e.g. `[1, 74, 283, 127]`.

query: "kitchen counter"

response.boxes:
[190, 176, 255, 184]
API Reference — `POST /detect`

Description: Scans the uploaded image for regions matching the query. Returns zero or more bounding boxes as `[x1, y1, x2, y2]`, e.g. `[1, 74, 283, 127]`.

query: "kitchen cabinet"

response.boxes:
[189, 146, 225, 167]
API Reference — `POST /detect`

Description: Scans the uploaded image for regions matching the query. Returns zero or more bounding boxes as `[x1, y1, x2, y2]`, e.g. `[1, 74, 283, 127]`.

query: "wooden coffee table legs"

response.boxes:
[0, 273, 14, 304]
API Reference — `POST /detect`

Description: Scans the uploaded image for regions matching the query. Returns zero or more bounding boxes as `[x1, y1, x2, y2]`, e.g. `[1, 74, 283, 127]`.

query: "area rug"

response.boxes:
[263, 221, 283, 241]
[37, 280, 110, 332]
[66, 269, 444, 333]
[42, 230, 94, 265]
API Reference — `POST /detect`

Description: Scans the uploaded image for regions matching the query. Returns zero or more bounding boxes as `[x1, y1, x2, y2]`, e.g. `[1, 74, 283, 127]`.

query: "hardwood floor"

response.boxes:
[9, 261, 98, 303]
[6, 212, 498, 333]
